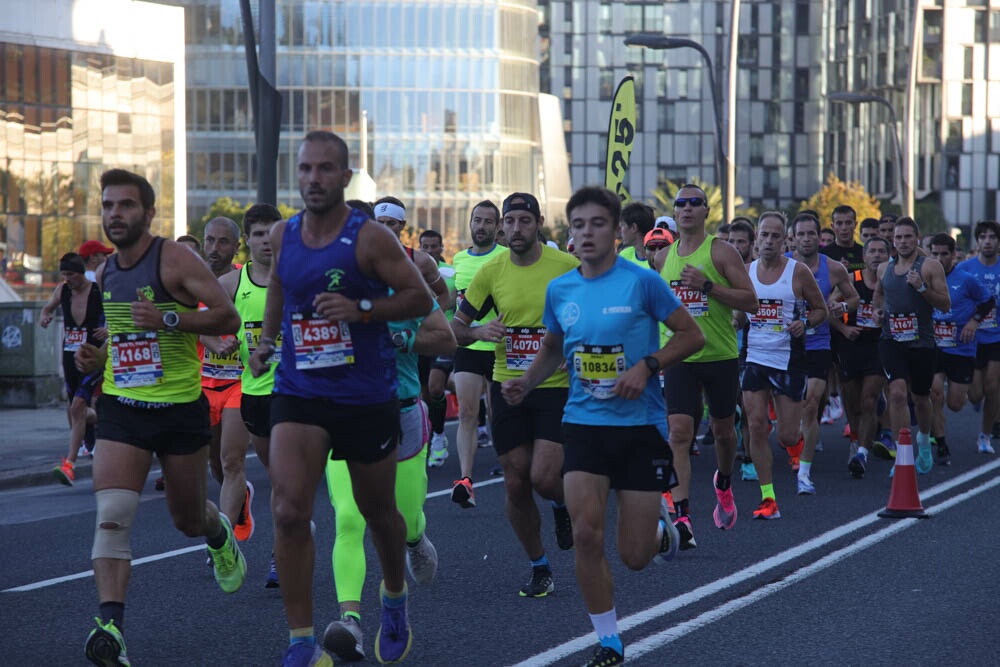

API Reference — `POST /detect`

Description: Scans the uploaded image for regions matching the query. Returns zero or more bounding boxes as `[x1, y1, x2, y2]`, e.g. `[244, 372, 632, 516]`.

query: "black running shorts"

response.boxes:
[241, 393, 273, 437]
[270, 394, 400, 464]
[489, 383, 566, 456]
[662, 358, 740, 420]
[96, 393, 211, 456]
[562, 423, 675, 492]
[879, 340, 934, 396]
[740, 362, 807, 401]
[935, 350, 975, 386]
[453, 347, 495, 378]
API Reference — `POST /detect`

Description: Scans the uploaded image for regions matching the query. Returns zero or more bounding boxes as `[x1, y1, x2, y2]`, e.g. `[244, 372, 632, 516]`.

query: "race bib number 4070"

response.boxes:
[505, 327, 544, 371]
[291, 312, 354, 369]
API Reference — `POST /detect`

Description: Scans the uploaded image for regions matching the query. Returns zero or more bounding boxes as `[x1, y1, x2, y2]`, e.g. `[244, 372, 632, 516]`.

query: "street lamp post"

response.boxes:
[828, 91, 914, 218]
[625, 33, 731, 220]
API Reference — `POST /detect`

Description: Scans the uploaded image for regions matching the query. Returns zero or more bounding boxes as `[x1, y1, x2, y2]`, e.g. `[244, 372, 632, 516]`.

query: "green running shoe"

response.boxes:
[85, 617, 130, 666]
[208, 514, 246, 593]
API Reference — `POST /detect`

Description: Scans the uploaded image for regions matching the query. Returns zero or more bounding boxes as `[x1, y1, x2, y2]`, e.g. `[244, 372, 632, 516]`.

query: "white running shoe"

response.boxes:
[406, 533, 438, 585]
[978, 433, 996, 454]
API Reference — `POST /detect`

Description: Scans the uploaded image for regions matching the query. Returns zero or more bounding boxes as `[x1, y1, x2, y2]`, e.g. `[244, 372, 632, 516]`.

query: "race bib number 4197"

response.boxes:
[291, 312, 354, 370]
[670, 281, 708, 317]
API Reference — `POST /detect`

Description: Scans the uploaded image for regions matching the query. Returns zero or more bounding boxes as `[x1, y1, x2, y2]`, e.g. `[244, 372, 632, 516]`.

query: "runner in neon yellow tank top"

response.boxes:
[617, 201, 657, 269]
[73, 169, 245, 665]
[653, 184, 758, 549]
[453, 192, 579, 597]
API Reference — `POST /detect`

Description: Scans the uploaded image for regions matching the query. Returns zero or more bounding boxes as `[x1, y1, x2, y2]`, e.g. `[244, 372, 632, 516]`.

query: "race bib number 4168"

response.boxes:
[110, 332, 164, 388]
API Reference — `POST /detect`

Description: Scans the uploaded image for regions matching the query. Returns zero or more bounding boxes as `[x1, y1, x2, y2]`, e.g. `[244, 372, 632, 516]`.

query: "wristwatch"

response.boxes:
[162, 311, 180, 332]
[391, 330, 414, 352]
[701, 279, 714, 295]
[357, 298, 374, 324]
[642, 355, 660, 374]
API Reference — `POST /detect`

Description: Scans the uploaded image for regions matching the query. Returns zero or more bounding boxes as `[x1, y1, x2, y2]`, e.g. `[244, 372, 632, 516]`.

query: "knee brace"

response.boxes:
[92, 489, 140, 561]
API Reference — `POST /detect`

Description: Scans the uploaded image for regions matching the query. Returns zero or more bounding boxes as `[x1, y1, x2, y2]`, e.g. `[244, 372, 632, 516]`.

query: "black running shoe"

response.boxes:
[518, 565, 554, 598]
[936, 442, 951, 466]
[702, 428, 715, 446]
[583, 645, 624, 667]
[553, 505, 573, 550]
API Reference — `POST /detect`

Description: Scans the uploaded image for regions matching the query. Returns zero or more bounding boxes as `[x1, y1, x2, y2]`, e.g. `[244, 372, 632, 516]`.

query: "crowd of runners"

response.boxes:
[44, 131, 999, 667]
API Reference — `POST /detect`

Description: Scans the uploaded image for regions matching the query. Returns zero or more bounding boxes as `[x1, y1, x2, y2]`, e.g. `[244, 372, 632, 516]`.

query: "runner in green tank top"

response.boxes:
[617, 201, 657, 269]
[653, 184, 758, 550]
[73, 169, 245, 666]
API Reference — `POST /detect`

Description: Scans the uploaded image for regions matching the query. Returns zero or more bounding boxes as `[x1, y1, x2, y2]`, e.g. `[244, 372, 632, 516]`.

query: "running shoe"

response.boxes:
[661, 490, 676, 517]
[843, 423, 853, 439]
[689, 439, 701, 456]
[281, 643, 333, 667]
[673, 515, 697, 550]
[406, 533, 439, 585]
[820, 404, 834, 424]
[752, 497, 781, 520]
[847, 440, 859, 465]
[935, 441, 951, 466]
[207, 514, 246, 593]
[450, 477, 476, 508]
[702, 428, 715, 446]
[797, 476, 816, 495]
[872, 433, 896, 460]
[53, 458, 75, 486]
[519, 565, 554, 598]
[583, 645, 624, 667]
[154, 476, 165, 491]
[553, 504, 574, 550]
[656, 516, 680, 564]
[978, 433, 996, 455]
[740, 461, 758, 481]
[85, 617, 130, 666]
[427, 434, 449, 468]
[828, 395, 844, 420]
[323, 615, 365, 662]
[375, 584, 412, 664]
[477, 427, 492, 448]
[916, 444, 933, 474]
[783, 437, 803, 472]
[234, 480, 255, 542]
[815, 439, 824, 452]
[848, 450, 867, 479]
[265, 555, 280, 589]
[712, 470, 737, 530]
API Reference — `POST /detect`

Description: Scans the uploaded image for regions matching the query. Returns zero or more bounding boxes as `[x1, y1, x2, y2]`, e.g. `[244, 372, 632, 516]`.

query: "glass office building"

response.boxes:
[173, 0, 569, 241]
[0, 1, 185, 299]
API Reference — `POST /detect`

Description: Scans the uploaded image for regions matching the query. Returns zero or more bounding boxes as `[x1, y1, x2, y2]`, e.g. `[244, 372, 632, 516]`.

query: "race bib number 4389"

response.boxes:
[291, 312, 354, 369]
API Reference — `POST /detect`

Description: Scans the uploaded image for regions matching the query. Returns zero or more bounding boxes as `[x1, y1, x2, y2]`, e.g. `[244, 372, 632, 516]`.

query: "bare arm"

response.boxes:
[505, 331, 565, 401]
[919, 258, 951, 312]
[415, 250, 450, 312]
[795, 263, 828, 330]
[655, 306, 705, 369]
[154, 241, 240, 335]
[709, 240, 758, 313]
[200, 269, 241, 353]
[827, 260, 860, 321]
[248, 222, 286, 377]
[39, 284, 63, 327]
[411, 308, 457, 357]
[451, 309, 504, 348]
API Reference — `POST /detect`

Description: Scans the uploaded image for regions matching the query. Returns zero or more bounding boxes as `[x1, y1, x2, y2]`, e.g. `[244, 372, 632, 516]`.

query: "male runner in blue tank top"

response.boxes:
[872, 217, 950, 474]
[788, 212, 858, 494]
[248, 131, 432, 667]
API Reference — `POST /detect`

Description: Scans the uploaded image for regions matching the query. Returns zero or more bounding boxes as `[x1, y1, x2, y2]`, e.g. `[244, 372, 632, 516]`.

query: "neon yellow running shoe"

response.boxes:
[208, 514, 246, 593]
[85, 617, 130, 666]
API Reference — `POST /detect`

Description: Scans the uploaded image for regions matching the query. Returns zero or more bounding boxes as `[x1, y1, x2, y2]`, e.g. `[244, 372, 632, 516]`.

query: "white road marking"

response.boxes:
[511, 459, 1000, 667]
[2, 472, 503, 593]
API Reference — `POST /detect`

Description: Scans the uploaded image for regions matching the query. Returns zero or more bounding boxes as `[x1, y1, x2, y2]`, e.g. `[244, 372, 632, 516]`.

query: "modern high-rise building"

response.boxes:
[168, 0, 570, 243]
[540, 0, 999, 230]
[0, 0, 185, 298]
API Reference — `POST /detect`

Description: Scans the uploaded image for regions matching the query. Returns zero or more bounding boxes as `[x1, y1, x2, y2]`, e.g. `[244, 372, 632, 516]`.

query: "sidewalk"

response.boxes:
[0, 404, 92, 490]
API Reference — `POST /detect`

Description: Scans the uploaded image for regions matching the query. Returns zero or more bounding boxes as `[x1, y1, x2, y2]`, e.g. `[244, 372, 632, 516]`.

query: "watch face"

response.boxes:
[164, 311, 179, 327]
[359, 298, 374, 312]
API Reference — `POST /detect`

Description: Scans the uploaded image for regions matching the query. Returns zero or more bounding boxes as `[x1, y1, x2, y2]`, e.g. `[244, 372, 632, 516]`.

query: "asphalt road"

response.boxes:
[2, 410, 999, 666]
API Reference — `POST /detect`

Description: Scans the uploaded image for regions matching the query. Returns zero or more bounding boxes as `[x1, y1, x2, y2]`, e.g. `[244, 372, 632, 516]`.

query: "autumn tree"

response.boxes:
[800, 174, 881, 237]
[192, 197, 300, 263]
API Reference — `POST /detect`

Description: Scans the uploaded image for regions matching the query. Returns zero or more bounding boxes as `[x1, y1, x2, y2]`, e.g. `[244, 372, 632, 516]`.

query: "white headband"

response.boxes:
[374, 202, 405, 221]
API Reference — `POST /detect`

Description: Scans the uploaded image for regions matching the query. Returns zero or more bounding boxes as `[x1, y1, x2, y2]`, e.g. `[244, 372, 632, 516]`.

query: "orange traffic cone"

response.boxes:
[878, 428, 928, 519]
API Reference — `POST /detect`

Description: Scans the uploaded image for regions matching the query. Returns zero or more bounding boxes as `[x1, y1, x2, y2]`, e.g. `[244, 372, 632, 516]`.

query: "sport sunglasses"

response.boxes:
[674, 197, 705, 208]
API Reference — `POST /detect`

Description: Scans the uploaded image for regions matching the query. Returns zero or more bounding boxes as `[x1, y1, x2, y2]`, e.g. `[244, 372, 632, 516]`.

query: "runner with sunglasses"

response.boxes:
[653, 185, 758, 548]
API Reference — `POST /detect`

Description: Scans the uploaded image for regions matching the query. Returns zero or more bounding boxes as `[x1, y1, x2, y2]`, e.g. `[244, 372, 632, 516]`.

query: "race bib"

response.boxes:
[889, 313, 918, 342]
[933, 321, 957, 348]
[505, 327, 544, 371]
[64, 327, 87, 352]
[574, 344, 625, 400]
[752, 299, 784, 331]
[202, 339, 243, 380]
[243, 321, 282, 355]
[670, 280, 709, 317]
[110, 332, 164, 388]
[981, 306, 997, 330]
[857, 301, 878, 329]
[290, 311, 354, 370]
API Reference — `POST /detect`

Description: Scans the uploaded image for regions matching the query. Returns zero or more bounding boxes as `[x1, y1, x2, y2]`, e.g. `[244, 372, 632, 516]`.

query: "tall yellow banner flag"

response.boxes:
[605, 76, 636, 203]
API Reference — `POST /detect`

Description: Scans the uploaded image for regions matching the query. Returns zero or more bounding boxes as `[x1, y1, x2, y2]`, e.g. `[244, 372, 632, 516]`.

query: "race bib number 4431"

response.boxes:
[505, 327, 544, 371]
[291, 312, 354, 369]
[111, 332, 164, 388]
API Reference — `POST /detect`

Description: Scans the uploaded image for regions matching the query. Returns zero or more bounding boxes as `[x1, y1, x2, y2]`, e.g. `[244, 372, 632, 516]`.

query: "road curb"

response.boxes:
[0, 460, 94, 491]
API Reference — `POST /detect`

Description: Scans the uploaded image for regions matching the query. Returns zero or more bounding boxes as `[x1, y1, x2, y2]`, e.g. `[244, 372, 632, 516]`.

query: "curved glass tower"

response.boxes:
[177, 0, 556, 242]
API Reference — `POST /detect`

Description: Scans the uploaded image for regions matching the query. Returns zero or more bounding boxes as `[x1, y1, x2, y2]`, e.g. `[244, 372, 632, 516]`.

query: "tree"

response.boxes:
[650, 177, 748, 233]
[800, 174, 881, 234]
